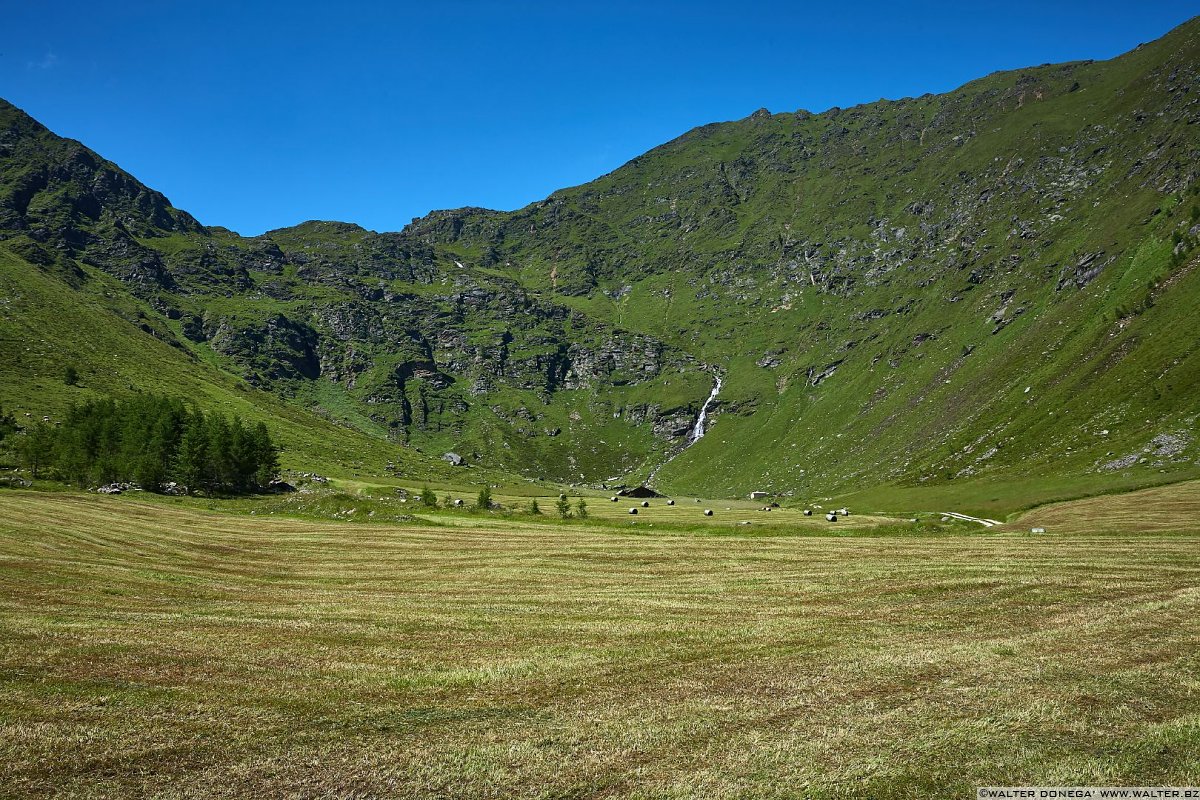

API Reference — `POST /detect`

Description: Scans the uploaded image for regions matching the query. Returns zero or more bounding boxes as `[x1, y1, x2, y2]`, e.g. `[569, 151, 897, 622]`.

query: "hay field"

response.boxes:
[2, 489, 1199, 798]
[1014, 479, 1200, 535]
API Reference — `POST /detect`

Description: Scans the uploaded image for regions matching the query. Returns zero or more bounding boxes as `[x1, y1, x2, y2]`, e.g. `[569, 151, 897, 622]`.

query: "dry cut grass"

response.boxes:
[1, 489, 1198, 798]
[1014, 479, 1200, 534]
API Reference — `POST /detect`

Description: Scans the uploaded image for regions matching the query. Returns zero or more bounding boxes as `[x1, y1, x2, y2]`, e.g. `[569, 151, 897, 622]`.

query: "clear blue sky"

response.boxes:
[3, 1, 1195, 235]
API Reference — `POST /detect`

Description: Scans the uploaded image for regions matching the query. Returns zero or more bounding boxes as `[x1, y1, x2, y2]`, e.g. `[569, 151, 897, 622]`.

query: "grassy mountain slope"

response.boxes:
[0, 103, 712, 484]
[2, 19, 1199, 507]
[406, 17, 1200, 508]
[0, 240, 463, 480]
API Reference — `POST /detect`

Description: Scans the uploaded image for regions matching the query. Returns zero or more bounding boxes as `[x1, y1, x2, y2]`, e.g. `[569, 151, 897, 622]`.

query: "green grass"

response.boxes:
[1, 488, 1199, 797]
[1014, 478, 1200, 534]
[0, 244, 459, 483]
[3, 21, 1200, 506]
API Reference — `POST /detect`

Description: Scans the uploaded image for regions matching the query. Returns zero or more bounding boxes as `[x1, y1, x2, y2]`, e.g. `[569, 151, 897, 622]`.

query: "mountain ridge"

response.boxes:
[2, 17, 1199, 511]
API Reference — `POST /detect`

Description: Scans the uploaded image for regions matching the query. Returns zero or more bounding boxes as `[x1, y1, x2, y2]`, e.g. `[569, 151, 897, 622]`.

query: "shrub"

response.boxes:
[0, 404, 15, 444]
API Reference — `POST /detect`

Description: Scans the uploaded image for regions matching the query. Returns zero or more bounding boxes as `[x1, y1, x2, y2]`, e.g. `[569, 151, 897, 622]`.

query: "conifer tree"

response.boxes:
[475, 485, 492, 511]
[251, 422, 279, 488]
[175, 414, 209, 494]
[17, 422, 53, 478]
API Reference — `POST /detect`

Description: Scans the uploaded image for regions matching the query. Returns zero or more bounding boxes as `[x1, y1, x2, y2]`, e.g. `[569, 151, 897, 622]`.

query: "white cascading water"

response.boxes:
[644, 371, 722, 484]
[689, 374, 723, 444]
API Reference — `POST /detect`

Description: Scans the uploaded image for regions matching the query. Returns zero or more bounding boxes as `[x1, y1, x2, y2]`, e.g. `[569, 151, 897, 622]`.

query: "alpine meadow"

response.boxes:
[2, 9, 1200, 799]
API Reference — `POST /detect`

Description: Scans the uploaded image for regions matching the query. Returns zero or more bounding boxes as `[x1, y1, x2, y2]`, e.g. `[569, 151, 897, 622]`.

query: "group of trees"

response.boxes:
[418, 485, 588, 518]
[418, 484, 495, 512]
[8, 395, 279, 495]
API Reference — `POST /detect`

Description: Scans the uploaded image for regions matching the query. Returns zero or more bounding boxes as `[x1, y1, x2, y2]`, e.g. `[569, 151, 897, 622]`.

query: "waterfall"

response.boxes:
[645, 371, 722, 485]
[689, 374, 723, 444]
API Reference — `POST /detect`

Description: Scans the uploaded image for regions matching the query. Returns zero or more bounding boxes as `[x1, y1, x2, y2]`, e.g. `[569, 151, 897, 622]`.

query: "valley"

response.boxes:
[2, 11, 1200, 798]
[1, 18, 1198, 503]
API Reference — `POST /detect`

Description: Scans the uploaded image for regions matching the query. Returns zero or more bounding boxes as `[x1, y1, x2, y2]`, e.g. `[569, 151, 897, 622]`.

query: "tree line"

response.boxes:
[3, 395, 279, 495]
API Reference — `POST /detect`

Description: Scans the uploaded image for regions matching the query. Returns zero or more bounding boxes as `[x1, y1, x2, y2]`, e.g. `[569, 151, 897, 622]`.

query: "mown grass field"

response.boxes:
[291, 479, 902, 533]
[1, 488, 1199, 798]
[1013, 478, 1200, 534]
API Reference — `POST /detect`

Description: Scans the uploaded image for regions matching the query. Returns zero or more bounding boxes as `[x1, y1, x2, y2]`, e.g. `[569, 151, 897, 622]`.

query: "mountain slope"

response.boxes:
[1, 18, 1198, 507]
[404, 17, 1200, 506]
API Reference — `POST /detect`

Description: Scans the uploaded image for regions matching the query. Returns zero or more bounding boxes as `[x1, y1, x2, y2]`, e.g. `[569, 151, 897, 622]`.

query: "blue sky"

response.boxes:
[3, 1, 1196, 235]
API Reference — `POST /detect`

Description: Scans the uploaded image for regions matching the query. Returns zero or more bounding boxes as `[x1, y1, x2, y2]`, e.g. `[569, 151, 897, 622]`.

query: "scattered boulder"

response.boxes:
[442, 452, 467, 467]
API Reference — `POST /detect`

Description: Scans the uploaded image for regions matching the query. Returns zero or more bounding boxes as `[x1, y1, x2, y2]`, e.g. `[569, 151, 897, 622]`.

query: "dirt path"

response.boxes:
[940, 511, 1004, 527]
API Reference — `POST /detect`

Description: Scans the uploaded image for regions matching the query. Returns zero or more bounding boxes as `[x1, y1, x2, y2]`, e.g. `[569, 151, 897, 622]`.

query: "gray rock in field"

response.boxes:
[442, 452, 466, 466]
